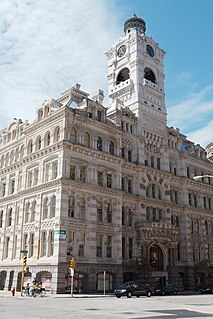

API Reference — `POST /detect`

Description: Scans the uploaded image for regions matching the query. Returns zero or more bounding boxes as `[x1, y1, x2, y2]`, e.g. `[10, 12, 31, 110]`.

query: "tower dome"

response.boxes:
[124, 15, 146, 35]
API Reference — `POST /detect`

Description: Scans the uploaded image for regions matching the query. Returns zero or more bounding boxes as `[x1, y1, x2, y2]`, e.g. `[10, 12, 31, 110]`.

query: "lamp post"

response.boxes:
[193, 175, 213, 180]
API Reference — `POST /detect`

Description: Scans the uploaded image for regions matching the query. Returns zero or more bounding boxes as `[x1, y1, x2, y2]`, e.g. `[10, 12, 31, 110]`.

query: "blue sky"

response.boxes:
[0, 0, 213, 147]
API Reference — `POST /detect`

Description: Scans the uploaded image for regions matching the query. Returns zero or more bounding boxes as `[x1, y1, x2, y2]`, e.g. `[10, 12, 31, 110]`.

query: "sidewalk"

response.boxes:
[0, 290, 113, 298]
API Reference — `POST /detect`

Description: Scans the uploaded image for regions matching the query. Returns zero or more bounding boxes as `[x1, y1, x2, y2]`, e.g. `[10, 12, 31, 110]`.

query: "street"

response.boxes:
[0, 293, 213, 319]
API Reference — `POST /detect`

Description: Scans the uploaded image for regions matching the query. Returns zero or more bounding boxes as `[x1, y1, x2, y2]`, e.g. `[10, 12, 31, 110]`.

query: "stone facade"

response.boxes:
[0, 16, 213, 293]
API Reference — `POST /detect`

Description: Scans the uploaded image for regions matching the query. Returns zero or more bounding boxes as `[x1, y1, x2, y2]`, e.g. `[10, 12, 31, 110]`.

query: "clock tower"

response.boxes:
[106, 15, 167, 141]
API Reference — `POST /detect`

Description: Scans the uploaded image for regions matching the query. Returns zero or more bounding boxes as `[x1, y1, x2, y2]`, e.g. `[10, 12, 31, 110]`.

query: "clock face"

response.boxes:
[117, 45, 126, 57]
[146, 44, 155, 57]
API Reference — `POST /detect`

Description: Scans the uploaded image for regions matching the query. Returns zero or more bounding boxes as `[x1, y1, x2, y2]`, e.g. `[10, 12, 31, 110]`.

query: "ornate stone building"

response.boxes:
[0, 16, 213, 293]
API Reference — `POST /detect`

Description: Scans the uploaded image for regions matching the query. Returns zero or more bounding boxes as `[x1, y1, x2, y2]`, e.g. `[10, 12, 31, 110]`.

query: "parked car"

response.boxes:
[200, 286, 213, 294]
[154, 284, 177, 296]
[114, 280, 154, 298]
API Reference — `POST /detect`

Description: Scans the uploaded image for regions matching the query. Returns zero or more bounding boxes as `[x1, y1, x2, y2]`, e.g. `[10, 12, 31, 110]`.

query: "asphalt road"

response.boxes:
[0, 293, 213, 319]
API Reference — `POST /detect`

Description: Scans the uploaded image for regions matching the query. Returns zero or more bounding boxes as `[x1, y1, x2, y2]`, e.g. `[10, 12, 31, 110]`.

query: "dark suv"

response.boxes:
[114, 280, 154, 298]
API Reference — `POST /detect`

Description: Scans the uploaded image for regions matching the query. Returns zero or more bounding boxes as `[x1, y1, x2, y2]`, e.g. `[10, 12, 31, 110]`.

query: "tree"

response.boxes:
[194, 259, 211, 288]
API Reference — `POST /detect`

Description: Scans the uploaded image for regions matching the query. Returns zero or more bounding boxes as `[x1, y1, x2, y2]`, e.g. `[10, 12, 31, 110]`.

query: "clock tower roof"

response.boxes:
[124, 14, 146, 35]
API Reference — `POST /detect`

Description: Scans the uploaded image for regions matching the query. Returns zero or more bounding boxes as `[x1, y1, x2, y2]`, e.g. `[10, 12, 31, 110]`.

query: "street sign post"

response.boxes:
[70, 268, 74, 297]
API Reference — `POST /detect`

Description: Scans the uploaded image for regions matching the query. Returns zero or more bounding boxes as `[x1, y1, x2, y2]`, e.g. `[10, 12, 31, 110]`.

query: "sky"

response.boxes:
[0, 0, 213, 148]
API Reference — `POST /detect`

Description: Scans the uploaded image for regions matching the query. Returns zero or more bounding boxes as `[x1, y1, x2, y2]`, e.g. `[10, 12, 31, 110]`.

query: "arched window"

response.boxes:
[36, 136, 41, 150]
[50, 195, 56, 218]
[144, 67, 156, 83]
[83, 132, 90, 147]
[79, 198, 85, 219]
[43, 198, 49, 219]
[70, 128, 76, 144]
[45, 132, 51, 146]
[20, 145, 24, 158]
[97, 137, 102, 151]
[97, 202, 103, 222]
[109, 141, 115, 155]
[68, 196, 75, 218]
[116, 68, 130, 85]
[27, 140, 33, 154]
[54, 127, 60, 142]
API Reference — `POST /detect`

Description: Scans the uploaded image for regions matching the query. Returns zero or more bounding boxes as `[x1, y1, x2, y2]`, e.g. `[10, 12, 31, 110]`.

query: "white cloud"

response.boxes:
[0, 0, 120, 128]
[167, 85, 213, 147]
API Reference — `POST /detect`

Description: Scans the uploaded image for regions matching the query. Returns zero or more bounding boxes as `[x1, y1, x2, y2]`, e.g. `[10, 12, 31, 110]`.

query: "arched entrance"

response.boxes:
[8, 271, 14, 291]
[0, 271, 7, 290]
[36, 271, 52, 291]
[150, 244, 164, 271]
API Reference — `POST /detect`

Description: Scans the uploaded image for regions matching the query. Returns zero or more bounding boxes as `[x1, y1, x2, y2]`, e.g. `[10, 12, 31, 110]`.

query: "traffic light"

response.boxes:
[67, 267, 70, 273]
[26, 266, 30, 273]
[22, 256, 27, 266]
[73, 259, 77, 269]
[70, 257, 77, 269]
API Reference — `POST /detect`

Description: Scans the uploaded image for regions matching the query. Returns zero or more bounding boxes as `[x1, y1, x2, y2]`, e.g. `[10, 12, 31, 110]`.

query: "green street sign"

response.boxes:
[21, 250, 28, 254]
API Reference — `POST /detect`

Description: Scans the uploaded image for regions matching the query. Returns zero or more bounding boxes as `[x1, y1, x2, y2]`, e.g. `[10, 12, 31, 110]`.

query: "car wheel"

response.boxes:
[162, 291, 165, 296]
[127, 291, 132, 298]
[116, 296, 121, 298]
[136, 295, 140, 298]
[147, 291, 152, 297]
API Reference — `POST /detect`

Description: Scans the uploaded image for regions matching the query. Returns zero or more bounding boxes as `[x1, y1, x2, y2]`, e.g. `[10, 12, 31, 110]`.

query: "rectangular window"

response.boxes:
[11, 179, 15, 194]
[157, 158, 161, 170]
[78, 232, 85, 257]
[5, 237, 10, 259]
[52, 161, 58, 179]
[106, 235, 112, 258]
[29, 233, 34, 257]
[97, 234, 103, 257]
[122, 237, 125, 259]
[97, 110, 102, 122]
[49, 231, 54, 256]
[97, 171, 103, 186]
[34, 169, 39, 185]
[107, 173, 112, 188]
[129, 238, 133, 259]
[2, 182, 6, 197]
[28, 171, 33, 188]
[70, 165, 76, 180]
[128, 180, 132, 194]
[128, 150, 132, 162]
[80, 166, 86, 182]
[41, 232, 47, 257]
[151, 156, 155, 168]
[45, 164, 51, 182]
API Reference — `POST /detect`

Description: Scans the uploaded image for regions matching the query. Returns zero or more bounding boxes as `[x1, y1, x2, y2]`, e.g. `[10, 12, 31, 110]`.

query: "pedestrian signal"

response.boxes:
[22, 256, 27, 266]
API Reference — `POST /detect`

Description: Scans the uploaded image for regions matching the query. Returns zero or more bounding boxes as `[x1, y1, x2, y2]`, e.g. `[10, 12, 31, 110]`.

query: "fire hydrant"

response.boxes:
[11, 287, 15, 296]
